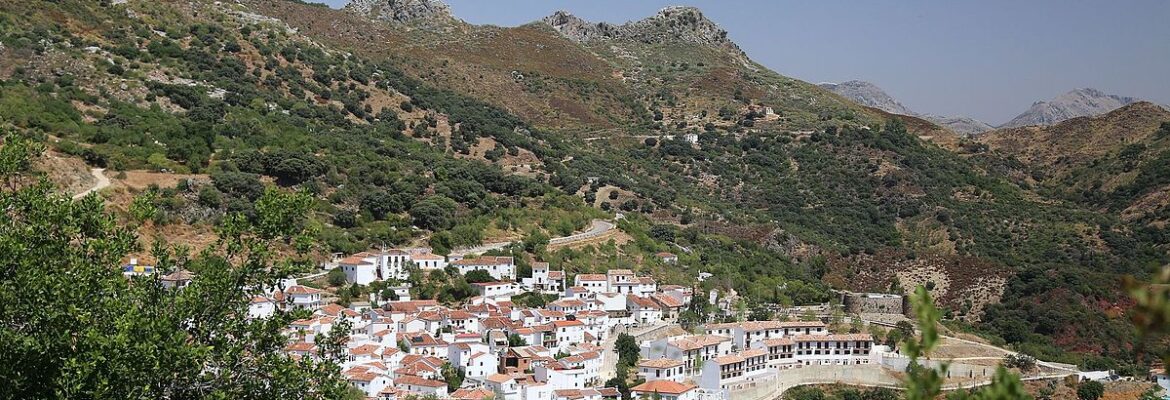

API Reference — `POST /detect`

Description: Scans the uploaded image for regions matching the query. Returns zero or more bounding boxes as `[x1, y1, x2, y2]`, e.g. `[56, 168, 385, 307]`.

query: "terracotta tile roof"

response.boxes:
[339, 256, 373, 265]
[575, 274, 606, 281]
[285, 342, 316, 352]
[451, 256, 513, 266]
[651, 294, 684, 308]
[394, 375, 446, 387]
[668, 334, 730, 351]
[285, 285, 323, 295]
[486, 373, 514, 384]
[547, 271, 564, 279]
[713, 349, 768, 365]
[160, 269, 195, 281]
[607, 269, 634, 276]
[451, 387, 496, 399]
[637, 358, 685, 368]
[631, 380, 694, 395]
[762, 337, 796, 346]
[412, 253, 445, 260]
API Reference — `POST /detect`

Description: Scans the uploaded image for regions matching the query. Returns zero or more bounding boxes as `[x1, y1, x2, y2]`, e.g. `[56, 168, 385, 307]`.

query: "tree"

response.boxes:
[507, 333, 527, 347]
[327, 268, 348, 287]
[0, 169, 356, 397]
[784, 386, 826, 400]
[409, 195, 457, 231]
[464, 270, 495, 284]
[440, 362, 464, 393]
[615, 333, 640, 367]
[1003, 353, 1037, 372]
[1076, 380, 1104, 400]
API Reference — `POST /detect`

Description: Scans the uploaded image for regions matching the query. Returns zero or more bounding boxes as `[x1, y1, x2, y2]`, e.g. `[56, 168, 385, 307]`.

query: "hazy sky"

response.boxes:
[321, 0, 1170, 124]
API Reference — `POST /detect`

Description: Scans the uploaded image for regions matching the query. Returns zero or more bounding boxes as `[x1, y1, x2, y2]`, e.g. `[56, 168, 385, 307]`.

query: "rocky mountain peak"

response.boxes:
[1000, 88, 1140, 128]
[820, 80, 994, 136]
[541, 6, 740, 53]
[818, 80, 915, 116]
[344, 0, 457, 28]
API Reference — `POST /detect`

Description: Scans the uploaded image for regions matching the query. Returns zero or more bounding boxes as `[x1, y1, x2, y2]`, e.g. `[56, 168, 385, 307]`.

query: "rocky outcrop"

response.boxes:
[344, 0, 457, 28]
[541, 7, 743, 55]
[1000, 88, 1139, 128]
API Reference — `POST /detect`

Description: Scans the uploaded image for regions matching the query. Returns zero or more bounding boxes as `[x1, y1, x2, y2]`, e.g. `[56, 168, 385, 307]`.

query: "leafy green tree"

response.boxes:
[440, 362, 464, 392]
[465, 270, 495, 284]
[409, 195, 458, 231]
[327, 268, 347, 287]
[615, 333, 640, 367]
[507, 333, 527, 347]
[0, 161, 356, 398]
[1076, 380, 1104, 400]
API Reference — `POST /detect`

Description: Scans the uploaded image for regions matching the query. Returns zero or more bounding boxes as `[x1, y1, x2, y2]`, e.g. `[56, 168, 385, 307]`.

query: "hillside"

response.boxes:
[0, 0, 1165, 370]
[980, 102, 1170, 223]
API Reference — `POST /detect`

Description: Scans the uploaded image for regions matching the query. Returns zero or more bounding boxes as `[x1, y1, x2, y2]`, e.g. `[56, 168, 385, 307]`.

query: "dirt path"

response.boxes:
[72, 168, 109, 200]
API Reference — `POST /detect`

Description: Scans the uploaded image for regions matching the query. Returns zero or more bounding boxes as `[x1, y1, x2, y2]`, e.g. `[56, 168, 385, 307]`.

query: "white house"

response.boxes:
[627, 295, 663, 324]
[248, 296, 276, 319]
[637, 358, 687, 383]
[523, 262, 565, 293]
[345, 368, 391, 398]
[700, 349, 770, 395]
[340, 254, 378, 285]
[393, 376, 447, 397]
[573, 274, 608, 294]
[550, 320, 586, 352]
[475, 281, 520, 301]
[641, 335, 734, 376]
[704, 320, 827, 349]
[283, 285, 324, 310]
[160, 269, 195, 289]
[451, 256, 516, 280]
[485, 373, 521, 400]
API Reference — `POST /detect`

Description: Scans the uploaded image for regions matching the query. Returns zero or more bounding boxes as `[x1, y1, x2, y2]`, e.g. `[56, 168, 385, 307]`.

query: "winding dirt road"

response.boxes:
[72, 168, 109, 200]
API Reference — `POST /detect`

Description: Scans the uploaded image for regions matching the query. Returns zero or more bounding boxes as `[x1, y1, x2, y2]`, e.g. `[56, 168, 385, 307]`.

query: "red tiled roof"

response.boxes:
[631, 380, 694, 395]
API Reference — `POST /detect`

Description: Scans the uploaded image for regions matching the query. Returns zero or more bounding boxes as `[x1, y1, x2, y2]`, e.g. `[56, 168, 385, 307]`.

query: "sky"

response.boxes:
[320, 0, 1170, 125]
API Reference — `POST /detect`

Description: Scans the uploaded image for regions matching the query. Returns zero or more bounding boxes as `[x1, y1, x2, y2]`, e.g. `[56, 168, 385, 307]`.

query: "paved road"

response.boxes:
[449, 219, 616, 257]
[72, 168, 109, 200]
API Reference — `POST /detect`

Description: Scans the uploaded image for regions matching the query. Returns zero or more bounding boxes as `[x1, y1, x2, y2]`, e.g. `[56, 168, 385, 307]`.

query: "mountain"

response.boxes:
[1000, 88, 1140, 128]
[820, 80, 992, 136]
[922, 115, 995, 137]
[818, 81, 915, 116]
[1, 0, 1163, 367]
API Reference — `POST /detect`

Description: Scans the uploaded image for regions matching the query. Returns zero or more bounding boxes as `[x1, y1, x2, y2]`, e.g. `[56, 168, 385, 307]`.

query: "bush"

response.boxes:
[327, 268, 347, 287]
[1076, 380, 1104, 400]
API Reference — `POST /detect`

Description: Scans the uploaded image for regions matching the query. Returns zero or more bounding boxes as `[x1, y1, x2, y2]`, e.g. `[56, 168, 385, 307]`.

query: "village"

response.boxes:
[126, 245, 1050, 400]
[121, 240, 1151, 399]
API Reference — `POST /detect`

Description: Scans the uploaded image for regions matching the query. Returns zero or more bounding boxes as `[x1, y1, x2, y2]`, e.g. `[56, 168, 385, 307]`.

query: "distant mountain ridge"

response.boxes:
[1000, 88, 1140, 128]
[817, 81, 915, 116]
[819, 80, 992, 136]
